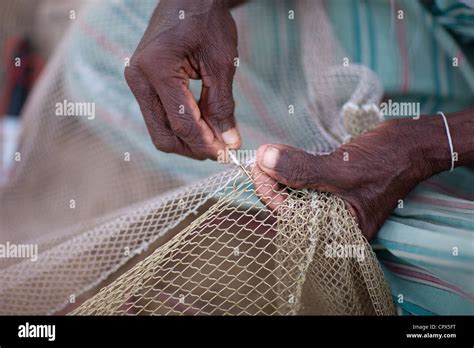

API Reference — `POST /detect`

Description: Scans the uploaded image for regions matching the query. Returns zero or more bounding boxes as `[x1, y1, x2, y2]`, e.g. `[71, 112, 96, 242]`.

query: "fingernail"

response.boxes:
[262, 146, 279, 169]
[222, 128, 240, 148]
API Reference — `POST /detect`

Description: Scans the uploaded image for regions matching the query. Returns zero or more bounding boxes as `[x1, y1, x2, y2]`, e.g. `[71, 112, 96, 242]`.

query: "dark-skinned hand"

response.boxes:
[125, 0, 241, 160]
[253, 112, 474, 239]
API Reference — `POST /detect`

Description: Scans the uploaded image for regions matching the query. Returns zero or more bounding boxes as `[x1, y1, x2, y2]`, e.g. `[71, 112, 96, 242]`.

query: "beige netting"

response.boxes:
[0, 0, 395, 315]
[72, 171, 394, 315]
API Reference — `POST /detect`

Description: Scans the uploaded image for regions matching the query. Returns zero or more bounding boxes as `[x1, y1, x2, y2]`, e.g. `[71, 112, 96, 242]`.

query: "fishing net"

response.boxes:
[72, 177, 394, 315]
[0, 0, 395, 315]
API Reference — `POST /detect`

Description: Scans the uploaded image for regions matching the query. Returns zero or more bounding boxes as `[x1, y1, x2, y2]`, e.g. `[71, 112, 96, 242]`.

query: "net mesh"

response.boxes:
[72, 173, 394, 315]
[0, 0, 395, 315]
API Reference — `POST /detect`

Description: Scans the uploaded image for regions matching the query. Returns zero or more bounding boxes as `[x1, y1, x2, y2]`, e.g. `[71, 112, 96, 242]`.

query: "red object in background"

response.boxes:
[0, 36, 45, 118]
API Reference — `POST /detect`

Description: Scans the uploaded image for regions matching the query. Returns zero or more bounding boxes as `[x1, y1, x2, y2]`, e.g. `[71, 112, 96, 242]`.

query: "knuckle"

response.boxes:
[205, 48, 237, 76]
[137, 50, 172, 77]
[142, 96, 159, 116]
[137, 49, 155, 68]
[217, 96, 235, 114]
[124, 66, 138, 88]
[283, 151, 319, 185]
[208, 98, 235, 121]
[286, 167, 305, 184]
[151, 134, 176, 153]
[293, 164, 314, 184]
[171, 117, 199, 141]
[212, 50, 236, 68]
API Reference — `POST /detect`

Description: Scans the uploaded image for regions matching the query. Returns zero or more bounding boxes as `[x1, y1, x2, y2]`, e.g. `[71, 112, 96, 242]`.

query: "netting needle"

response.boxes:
[227, 149, 253, 181]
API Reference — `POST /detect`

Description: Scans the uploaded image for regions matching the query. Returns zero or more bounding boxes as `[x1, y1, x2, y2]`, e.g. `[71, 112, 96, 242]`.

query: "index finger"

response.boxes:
[140, 55, 226, 159]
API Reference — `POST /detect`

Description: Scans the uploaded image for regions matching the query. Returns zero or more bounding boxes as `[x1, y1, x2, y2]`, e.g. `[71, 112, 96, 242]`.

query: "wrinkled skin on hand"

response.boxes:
[253, 119, 431, 240]
[125, 0, 240, 160]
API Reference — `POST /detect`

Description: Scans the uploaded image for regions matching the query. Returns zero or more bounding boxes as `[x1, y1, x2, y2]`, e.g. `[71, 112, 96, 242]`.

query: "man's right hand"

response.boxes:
[125, 0, 241, 160]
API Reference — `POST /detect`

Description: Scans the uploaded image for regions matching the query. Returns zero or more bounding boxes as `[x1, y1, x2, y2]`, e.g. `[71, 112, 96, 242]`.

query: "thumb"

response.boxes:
[256, 144, 340, 191]
[199, 64, 241, 150]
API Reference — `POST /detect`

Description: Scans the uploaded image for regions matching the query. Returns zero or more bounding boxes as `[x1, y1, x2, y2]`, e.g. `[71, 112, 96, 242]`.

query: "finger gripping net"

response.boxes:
[72, 169, 395, 316]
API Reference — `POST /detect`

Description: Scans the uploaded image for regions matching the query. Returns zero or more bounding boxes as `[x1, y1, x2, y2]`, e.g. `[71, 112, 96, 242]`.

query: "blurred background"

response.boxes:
[0, 0, 85, 183]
